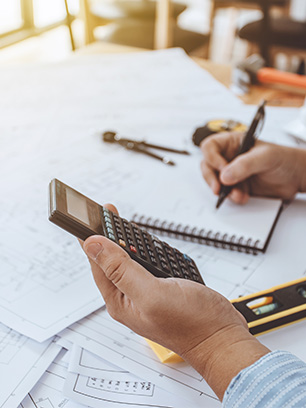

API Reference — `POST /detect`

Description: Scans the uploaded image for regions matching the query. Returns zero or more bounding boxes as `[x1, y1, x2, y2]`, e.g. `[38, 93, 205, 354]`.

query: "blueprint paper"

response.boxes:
[0, 48, 247, 342]
[0, 48, 301, 343]
[0, 324, 61, 408]
[59, 308, 218, 405]
[68, 344, 130, 380]
[19, 350, 84, 408]
[64, 346, 214, 408]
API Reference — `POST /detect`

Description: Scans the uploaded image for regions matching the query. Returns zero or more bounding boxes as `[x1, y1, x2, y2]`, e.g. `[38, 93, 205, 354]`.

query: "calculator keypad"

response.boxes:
[101, 207, 204, 285]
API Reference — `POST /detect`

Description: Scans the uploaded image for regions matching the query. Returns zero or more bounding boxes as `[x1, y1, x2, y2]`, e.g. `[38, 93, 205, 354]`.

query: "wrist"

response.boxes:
[183, 325, 270, 401]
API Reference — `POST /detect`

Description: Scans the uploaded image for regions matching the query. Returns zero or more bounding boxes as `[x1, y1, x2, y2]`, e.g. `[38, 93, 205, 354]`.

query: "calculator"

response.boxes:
[48, 179, 204, 285]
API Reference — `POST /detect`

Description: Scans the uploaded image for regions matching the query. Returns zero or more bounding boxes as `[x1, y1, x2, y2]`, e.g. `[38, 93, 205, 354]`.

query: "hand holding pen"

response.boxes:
[200, 100, 306, 206]
[215, 100, 266, 209]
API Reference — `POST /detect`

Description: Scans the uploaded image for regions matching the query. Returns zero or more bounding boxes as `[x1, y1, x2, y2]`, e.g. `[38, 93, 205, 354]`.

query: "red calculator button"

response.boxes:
[130, 245, 137, 253]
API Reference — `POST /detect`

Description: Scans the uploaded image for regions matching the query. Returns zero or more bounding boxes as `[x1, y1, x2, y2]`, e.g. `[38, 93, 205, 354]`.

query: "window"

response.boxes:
[0, 0, 77, 48]
[33, 0, 67, 28]
[0, 0, 23, 35]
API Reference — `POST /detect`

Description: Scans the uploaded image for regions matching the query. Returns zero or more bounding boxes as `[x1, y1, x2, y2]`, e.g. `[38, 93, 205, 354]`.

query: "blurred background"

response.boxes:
[0, 0, 305, 71]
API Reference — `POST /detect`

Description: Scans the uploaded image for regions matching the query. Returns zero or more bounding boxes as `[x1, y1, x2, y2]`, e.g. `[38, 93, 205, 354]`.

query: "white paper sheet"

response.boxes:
[0, 48, 248, 342]
[68, 344, 129, 380]
[19, 349, 83, 408]
[59, 307, 220, 405]
[0, 46, 303, 352]
[0, 325, 61, 408]
[64, 345, 213, 408]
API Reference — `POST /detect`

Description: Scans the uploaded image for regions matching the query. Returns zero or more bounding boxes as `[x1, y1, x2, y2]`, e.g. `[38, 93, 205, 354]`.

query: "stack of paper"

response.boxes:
[1, 49, 306, 408]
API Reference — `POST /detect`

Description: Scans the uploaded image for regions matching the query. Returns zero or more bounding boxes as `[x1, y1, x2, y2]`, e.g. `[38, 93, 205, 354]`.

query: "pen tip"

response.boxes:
[216, 195, 224, 210]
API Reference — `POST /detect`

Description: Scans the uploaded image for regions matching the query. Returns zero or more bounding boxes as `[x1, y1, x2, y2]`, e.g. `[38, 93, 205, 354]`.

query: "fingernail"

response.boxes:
[85, 242, 103, 260]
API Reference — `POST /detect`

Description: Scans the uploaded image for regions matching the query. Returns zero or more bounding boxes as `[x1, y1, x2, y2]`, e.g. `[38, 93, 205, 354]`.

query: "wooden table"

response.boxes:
[78, 42, 305, 107]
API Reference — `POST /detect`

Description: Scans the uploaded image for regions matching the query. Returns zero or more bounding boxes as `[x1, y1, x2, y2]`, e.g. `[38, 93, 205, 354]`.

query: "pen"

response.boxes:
[216, 100, 267, 209]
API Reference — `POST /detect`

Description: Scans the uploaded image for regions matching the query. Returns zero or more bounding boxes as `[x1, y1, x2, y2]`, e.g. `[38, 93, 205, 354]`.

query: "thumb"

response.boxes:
[84, 235, 155, 300]
[220, 148, 264, 186]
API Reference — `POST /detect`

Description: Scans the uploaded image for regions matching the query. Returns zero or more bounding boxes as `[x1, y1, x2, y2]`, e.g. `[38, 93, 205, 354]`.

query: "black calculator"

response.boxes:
[49, 179, 204, 285]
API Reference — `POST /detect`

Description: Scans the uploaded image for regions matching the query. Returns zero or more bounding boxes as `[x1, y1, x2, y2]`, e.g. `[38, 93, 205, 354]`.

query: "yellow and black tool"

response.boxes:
[232, 277, 306, 336]
[192, 119, 247, 147]
[147, 277, 306, 363]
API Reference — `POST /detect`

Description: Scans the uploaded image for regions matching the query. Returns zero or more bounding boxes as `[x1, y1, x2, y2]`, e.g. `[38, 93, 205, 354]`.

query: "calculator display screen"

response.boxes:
[66, 188, 90, 225]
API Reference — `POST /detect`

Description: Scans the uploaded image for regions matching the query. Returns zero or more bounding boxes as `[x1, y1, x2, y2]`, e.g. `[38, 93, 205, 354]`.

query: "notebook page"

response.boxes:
[133, 170, 283, 251]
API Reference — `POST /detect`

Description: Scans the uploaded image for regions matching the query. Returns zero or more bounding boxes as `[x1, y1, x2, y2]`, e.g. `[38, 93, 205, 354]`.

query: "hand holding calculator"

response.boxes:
[48, 179, 204, 285]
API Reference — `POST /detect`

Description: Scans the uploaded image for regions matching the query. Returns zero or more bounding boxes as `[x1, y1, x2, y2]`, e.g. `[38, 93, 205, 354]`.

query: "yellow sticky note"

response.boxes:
[146, 339, 184, 363]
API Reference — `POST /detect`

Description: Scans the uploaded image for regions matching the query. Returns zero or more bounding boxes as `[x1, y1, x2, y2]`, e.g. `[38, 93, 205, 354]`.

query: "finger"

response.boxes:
[87, 256, 118, 303]
[200, 131, 244, 170]
[200, 161, 220, 195]
[200, 137, 228, 172]
[104, 203, 119, 215]
[228, 188, 250, 205]
[83, 235, 155, 301]
[220, 145, 271, 186]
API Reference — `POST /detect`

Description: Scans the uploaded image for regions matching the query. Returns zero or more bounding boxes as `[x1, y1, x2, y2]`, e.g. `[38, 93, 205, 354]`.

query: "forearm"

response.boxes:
[183, 326, 270, 401]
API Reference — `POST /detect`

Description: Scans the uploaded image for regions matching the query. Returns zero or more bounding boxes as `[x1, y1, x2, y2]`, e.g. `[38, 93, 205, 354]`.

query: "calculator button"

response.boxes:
[183, 254, 192, 263]
[159, 256, 167, 264]
[161, 261, 170, 272]
[109, 233, 116, 241]
[164, 247, 172, 255]
[189, 265, 197, 274]
[150, 256, 157, 265]
[172, 269, 181, 278]
[153, 240, 163, 249]
[192, 274, 201, 282]
[130, 245, 137, 253]
[119, 239, 126, 248]
[140, 250, 147, 259]
[168, 255, 175, 262]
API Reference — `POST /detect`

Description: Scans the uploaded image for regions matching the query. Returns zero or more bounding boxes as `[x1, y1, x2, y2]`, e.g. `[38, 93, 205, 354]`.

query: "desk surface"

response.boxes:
[77, 42, 305, 108]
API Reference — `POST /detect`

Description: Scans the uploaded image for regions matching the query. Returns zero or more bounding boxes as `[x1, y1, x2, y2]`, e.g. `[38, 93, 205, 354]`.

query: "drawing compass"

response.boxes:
[102, 131, 190, 166]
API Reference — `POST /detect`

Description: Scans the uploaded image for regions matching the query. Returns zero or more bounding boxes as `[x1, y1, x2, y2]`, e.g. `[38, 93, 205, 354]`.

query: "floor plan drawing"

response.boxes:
[0, 328, 61, 408]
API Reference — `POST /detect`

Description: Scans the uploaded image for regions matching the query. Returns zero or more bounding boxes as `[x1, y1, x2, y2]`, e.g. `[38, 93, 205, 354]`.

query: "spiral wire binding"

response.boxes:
[132, 213, 259, 255]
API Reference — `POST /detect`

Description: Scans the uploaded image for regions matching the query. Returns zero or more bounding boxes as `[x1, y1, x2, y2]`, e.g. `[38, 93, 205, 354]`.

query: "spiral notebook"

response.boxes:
[131, 191, 283, 254]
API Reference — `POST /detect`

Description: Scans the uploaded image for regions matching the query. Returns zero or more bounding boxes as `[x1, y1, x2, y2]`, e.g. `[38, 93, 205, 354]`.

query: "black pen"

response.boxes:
[216, 100, 267, 209]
